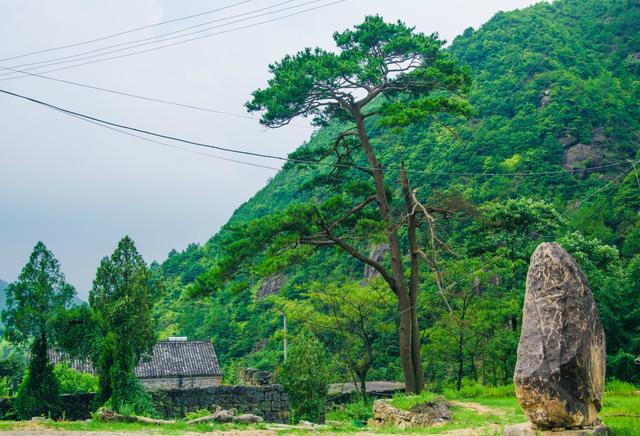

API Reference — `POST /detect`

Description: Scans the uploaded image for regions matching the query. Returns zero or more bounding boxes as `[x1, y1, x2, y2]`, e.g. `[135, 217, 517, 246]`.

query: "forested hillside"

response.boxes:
[155, 0, 640, 386]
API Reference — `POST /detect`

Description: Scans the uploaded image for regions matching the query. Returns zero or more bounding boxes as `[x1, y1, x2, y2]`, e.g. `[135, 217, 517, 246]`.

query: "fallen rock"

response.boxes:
[233, 413, 264, 424]
[186, 406, 236, 424]
[368, 399, 451, 429]
[94, 408, 176, 425]
[514, 243, 606, 429]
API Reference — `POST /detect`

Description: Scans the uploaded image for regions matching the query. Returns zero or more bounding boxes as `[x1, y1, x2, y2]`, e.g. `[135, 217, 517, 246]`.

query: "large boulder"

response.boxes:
[514, 243, 605, 428]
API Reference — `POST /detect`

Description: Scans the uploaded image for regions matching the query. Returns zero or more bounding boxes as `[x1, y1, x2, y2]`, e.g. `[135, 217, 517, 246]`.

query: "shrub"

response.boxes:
[54, 363, 98, 394]
[326, 400, 373, 422]
[277, 332, 328, 423]
[607, 351, 640, 385]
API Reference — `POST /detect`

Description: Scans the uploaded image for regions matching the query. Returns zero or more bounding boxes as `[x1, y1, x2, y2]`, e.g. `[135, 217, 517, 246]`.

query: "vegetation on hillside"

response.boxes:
[155, 0, 640, 391]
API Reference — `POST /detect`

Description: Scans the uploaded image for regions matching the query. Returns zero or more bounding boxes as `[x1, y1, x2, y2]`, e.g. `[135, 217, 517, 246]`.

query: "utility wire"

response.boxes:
[0, 0, 347, 80]
[1, 87, 635, 178]
[63, 110, 281, 171]
[0, 0, 254, 63]
[0, 0, 306, 74]
[0, 65, 313, 129]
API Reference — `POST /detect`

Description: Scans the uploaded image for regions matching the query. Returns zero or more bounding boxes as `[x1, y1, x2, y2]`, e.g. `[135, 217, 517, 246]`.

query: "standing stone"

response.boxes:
[514, 243, 606, 429]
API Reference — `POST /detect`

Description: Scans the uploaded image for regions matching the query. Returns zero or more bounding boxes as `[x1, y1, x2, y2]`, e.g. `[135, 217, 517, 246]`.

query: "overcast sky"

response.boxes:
[0, 0, 543, 298]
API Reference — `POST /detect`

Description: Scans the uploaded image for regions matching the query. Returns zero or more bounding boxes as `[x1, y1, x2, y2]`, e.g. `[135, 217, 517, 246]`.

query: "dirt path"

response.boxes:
[448, 400, 506, 416]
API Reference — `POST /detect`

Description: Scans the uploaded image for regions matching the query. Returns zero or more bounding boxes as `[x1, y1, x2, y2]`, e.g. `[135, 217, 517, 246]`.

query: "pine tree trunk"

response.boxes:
[353, 110, 423, 394]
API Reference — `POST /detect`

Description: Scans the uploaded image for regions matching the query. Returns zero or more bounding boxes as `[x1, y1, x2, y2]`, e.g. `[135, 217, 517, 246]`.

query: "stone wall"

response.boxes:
[140, 375, 221, 390]
[61, 393, 94, 421]
[0, 385, 289, 423]
[151, 385, 289, 423]
[0, 393, 93, 421]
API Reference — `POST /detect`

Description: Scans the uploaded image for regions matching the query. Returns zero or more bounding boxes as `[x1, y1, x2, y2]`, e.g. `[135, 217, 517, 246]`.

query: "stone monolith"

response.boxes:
[514, 242, 605, 429]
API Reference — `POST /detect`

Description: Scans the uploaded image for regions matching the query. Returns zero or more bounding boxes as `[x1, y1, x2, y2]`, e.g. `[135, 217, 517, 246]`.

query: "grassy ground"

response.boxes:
[0, 383, 637, 434]
[323, 381, 640, 435]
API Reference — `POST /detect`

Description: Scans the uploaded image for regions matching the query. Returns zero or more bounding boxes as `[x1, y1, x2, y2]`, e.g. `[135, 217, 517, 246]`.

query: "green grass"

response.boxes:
[324, 383, 640, 434]
[443, 383, 516, 400]
[0, 419, 268, 434]
[0, 384, 637, 434]
[390, 391, 440, 411]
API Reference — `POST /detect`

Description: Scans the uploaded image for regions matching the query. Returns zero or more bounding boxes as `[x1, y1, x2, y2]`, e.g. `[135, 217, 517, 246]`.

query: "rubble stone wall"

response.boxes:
[151, 385, 289, 423]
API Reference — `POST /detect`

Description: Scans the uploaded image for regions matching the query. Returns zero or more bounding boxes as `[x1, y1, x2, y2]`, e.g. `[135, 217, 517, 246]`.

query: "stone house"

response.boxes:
[49, 338, 222, 390]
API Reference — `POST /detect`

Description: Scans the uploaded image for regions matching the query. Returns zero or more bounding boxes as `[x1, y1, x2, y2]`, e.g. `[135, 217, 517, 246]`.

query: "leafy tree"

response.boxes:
[0, 340, 27, 396]
[279, 280, 395, 402]
[1, 242, 75, 419]
[278, 332, 328, 423]
[53, 363, 98, 394]
[89, 236, 156, 415]
[232, 15, 471, 394]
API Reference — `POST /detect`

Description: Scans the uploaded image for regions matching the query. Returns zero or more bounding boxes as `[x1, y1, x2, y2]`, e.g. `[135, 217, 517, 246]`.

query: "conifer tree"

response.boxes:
[2, 242, 75, 419]
[89, 236, 156, 414]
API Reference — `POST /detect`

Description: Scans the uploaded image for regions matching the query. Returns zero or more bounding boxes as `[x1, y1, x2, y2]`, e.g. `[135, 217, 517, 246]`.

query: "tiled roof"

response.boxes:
[135, 340, 221, 378]
[48, 340, 221, 378]
[48, 350, 95, 373]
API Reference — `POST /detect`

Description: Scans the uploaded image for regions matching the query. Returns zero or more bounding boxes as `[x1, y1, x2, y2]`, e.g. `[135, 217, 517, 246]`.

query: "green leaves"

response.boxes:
[89, 236, 156, 415]
[247, 15, 471, 129]
[1, 242, 75, 345]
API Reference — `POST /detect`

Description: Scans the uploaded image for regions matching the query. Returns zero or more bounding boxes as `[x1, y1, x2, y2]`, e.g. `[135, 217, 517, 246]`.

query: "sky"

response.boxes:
[0, 0, 543, 298]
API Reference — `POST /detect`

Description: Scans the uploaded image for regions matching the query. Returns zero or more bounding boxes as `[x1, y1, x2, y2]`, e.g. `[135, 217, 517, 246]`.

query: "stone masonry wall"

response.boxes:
[140, 375, 221, 390]
[0, 385, 289, 423]
[151, 385, 289, 423]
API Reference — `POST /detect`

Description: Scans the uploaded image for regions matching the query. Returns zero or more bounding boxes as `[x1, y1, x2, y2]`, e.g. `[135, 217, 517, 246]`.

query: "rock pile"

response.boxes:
[511, 243, 606, 433]
[368, 399, 451, 429]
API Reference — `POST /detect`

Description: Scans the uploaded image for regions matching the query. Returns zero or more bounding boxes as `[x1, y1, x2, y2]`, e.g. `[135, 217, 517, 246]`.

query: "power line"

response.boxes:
[0, 0, 347, 80]
[1, 87, 635, 178]
[0, 0, 254, 63]
[63, 110, 281, 171]
[0, 88, 290, 161]
[0, 65, 313, 129]
[0, 0, 305, 74]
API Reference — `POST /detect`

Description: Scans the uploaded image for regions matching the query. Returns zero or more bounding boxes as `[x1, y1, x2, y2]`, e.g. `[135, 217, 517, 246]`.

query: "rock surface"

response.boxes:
[514, 243, 606, 428]
[362, 244, 389, 281]
[256, 275, 286, 300]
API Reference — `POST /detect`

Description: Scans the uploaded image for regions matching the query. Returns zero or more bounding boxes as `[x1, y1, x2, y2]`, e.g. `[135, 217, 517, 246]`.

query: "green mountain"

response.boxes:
[155, 0, 640, 385]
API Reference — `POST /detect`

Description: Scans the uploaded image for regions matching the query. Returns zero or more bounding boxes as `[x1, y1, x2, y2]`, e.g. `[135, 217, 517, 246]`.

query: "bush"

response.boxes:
[326, 400, 373, 422]
[109, 369, 156, 417]
[607, 351, 640, 385]
[54, 363, 98, 394]
[277, 332, 328, 423]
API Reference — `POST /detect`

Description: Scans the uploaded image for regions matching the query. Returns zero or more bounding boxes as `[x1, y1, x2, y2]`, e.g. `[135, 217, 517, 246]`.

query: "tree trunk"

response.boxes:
[352, 110, 423, 394]
[456, 334, 464, 391]
[359, 372, 368, 405]
[401, 166, 425, 393]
